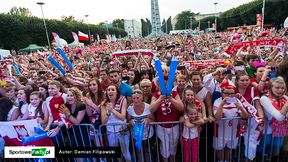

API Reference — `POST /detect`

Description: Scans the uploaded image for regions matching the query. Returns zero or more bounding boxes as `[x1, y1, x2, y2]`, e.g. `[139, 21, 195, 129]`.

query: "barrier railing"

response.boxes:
[2, 118, 287, 162]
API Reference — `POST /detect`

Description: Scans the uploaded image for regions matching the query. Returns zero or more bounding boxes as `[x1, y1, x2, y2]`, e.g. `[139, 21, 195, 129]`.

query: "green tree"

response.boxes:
[61, 15, 84, 23]
[141, 19, 148, 37]
[146, 18, 152, 35]
[0, 13, 127, 50]
[175, 10, 196, 30]
[112, 19, 125, 30]
[8, 6, 31, 17]
[166, 16, 173, 34]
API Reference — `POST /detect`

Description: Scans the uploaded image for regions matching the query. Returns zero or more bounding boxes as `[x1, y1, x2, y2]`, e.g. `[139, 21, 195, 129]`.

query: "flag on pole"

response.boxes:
[52, 32, 61, 48]
[78, 31, 89, 41]
[96, 34, 100, 42]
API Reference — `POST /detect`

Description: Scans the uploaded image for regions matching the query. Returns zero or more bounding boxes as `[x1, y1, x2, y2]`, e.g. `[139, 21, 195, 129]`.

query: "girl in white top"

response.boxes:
[17, 88, 30, 118]
[182, 102, 205, 162]
[258, 77, 288, 157]
[127, 89, 155, 162]
[101, 85, 131, 162]
[190, 71, 214, 122]
[21, 91, 49, 126]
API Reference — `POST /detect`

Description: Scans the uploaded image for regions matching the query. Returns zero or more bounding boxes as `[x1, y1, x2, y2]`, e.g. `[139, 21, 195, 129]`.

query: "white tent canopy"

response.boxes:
[0, 49, 11, 60]
[284, 17, 288, 28]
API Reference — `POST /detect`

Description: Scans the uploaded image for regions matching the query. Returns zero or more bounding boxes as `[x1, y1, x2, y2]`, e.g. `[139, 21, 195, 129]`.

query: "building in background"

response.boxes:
[124, 19, 142, 38]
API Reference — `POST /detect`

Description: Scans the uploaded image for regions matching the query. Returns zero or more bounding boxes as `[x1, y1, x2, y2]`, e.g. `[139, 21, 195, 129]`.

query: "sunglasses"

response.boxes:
[133, 91, 142, 95]
[223, 92, 235, 95]
[141, 85, 150, 88]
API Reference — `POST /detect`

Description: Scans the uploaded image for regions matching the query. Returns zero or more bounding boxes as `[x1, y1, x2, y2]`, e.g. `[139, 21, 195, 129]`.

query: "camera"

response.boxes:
[271, 66, 278, 71]
[226, 97, 237, 104]
[177, 66, 185, 70]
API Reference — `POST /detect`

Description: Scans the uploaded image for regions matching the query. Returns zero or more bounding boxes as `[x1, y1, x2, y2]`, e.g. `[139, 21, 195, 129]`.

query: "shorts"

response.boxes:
[156, 125, 179, 158]
[213, 136, 239, 150]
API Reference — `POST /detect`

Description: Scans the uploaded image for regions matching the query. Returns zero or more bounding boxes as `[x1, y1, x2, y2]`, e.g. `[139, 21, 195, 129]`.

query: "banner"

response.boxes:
[112, 49, 154, 58]
[184, 59, 226, 67]
[225, 39, 283, 54]
[0, 119, 53, 146]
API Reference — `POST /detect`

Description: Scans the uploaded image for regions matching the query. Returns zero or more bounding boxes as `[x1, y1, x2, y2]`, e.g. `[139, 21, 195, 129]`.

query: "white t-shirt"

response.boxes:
[7, 105, 19, 121]
[197, 87, 209, 101]
[20, 103, 29, 116]
[260, 95, 288, 134]
[106, 97, 127, 132]
[182, 114, 198, 139]
[127, 103, 154, 139]
[27, 103, 44, 119]
[213, 98, 240, 140]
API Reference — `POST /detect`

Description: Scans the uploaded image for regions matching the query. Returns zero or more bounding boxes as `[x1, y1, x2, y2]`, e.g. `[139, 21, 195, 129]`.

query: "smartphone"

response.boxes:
[271, 66, 278, 71]
[38, 71, 46, 75]
[177, 66, 186, 70]
[224, 69, 232, 74]
[234, 66, 245, 71]
[29, 60, 35, 63]
[122, 76, 130, 81]
[226, 97, 237, 104]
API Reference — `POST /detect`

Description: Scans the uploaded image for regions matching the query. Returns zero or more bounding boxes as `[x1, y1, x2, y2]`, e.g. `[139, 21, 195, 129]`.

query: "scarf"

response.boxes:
[267, 94, 288, 137]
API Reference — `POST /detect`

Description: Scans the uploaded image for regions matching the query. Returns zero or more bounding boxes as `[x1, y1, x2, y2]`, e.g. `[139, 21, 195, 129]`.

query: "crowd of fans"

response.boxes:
[0, 27, 288, 162]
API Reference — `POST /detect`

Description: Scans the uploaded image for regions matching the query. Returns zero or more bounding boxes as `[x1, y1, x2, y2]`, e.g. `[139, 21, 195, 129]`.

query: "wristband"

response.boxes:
[67, 113, 71, 118]
[260, 80, 266, 82]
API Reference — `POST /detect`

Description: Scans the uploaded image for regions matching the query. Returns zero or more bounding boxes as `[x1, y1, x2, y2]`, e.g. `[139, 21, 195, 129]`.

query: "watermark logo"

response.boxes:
[5, 146, 55, 158]
[32, 148, 46, 156]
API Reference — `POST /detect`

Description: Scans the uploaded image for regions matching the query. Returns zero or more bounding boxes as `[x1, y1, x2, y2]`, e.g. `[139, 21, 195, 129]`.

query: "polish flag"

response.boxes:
[78, 31, 89, 41]
[0, 119, 54, 146]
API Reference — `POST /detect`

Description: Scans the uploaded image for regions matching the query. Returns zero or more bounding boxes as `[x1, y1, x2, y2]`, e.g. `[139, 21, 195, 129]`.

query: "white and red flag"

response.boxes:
[78, 31, 89, 41]
[0, 119, 54, 146]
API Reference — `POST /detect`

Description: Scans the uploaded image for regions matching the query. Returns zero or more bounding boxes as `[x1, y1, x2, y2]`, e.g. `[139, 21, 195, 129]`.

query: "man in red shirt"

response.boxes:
[150, 77, 184, 162]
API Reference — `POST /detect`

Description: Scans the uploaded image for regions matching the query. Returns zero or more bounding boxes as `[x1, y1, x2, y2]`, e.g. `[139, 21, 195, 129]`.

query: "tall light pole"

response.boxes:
[37, 2, 51, 51]
[261, 0, 265, 31]
[84, 15, 91, 44]
[105, 21, 109, 35]
[198, 13, 201, 31]
[190, 16, 193, 30]
[208, 21, 210, 29]
[213, 2, 218, 32]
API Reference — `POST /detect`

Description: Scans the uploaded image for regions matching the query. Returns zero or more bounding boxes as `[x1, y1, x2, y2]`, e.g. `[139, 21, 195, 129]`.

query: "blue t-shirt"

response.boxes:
[120, 82, 133, 97]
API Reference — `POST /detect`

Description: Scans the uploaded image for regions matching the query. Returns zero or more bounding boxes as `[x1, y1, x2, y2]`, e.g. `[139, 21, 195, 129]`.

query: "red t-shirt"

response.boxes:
[153, 91, 182, 128]
[236, 86, 260, 104]
[249, 78, 269, 95]
[100, 80, 112, 91]
[49, 95, 65, 121]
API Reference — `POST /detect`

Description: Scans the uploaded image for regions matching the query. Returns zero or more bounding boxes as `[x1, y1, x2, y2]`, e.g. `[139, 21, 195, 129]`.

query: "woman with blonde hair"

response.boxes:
[58, 87, 91, 147]
[139, 79, 153, 104]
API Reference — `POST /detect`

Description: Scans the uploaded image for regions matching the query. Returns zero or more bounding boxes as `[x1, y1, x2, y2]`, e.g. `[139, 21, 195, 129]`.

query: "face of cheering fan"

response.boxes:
[30, 94, 41, 107]
[106, 85, 118, 101]
[184, 89, 194, 103]
[89, 80, 98, 94]
[67, 91, 76, 105]
[271, 83, 286, 98]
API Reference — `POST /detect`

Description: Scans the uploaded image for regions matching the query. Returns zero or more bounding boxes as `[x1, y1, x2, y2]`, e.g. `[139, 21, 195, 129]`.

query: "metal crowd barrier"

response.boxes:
[2, 118, 288, 162]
